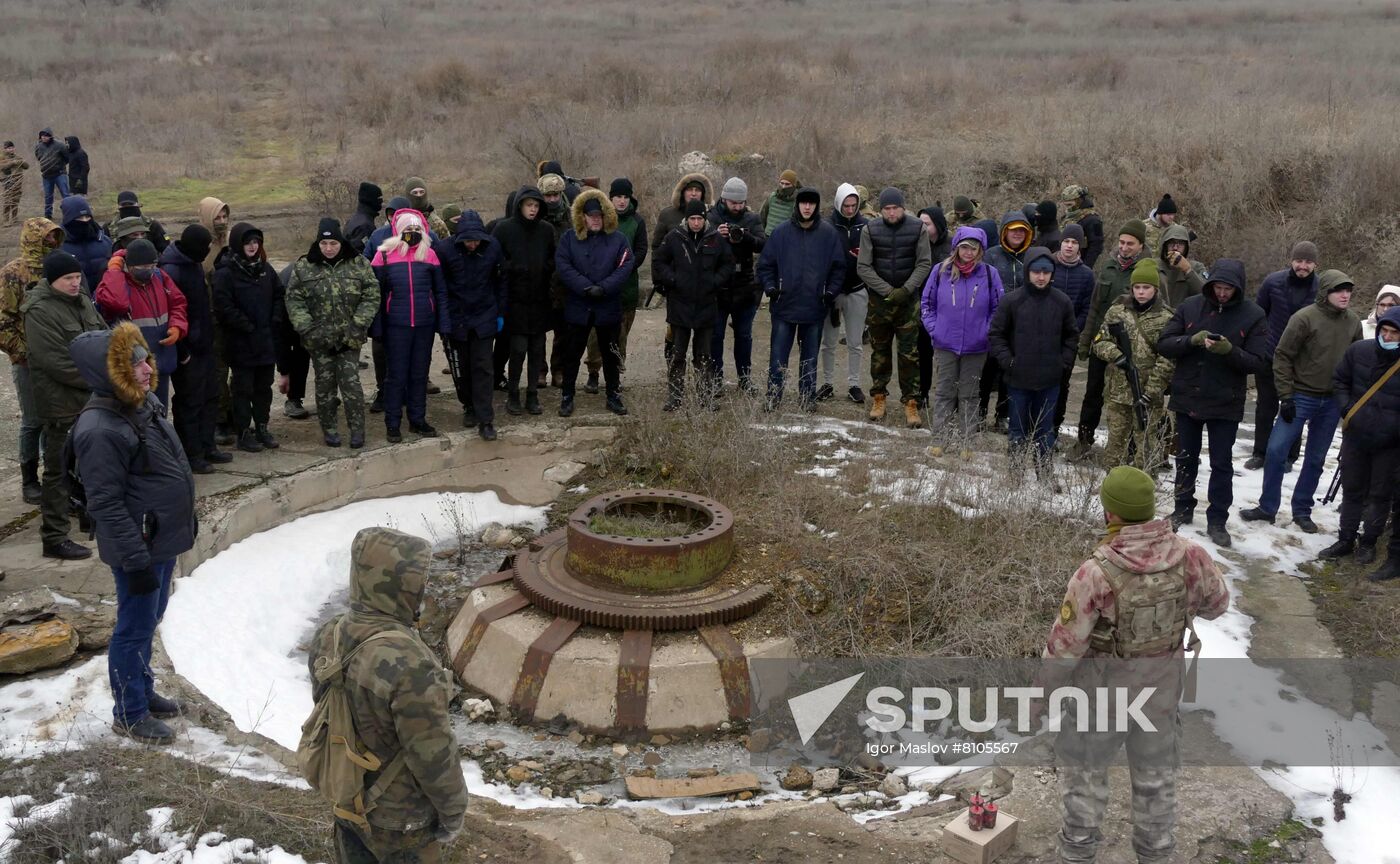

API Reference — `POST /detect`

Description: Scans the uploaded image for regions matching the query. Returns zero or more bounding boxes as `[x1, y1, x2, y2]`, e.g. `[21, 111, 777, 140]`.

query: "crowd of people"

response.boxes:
[2, 136, 1398, 582]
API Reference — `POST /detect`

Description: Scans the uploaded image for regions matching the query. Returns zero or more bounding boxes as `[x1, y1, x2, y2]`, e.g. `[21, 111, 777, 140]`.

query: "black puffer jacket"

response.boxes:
[986, 249, 1078, 390]
[212, 222, 283, 366]
[158, 240, 213, 356]
[707, 202, 767, 307]
[653, 223, 734, 329]
[1333, 307, 1400, 449]
[1156, 259, 1270, 422]
[490, 187, 556, 336]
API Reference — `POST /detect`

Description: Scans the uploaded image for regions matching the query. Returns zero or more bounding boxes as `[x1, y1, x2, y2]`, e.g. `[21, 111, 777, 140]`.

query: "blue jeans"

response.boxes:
[1258, 393, 1340, 518]
[711, 302, 759, 386]
[767, 319, 822, 404]
[42, 173, 69, 218]
[1008, 385, 1060, 459]
[109, 560, 176, 724]
[383, 326, 436, 427]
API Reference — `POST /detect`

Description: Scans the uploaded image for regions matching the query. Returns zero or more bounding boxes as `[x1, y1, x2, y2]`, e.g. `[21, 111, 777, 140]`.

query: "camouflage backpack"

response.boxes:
[1087, 549, 1199, 659]
[298, 618, 411, 831]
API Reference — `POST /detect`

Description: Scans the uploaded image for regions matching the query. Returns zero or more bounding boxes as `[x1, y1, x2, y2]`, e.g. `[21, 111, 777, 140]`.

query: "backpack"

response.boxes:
[63, 396, 148, 537]
[297, 617, 411, 832]
[1087, 547, 1197, 659]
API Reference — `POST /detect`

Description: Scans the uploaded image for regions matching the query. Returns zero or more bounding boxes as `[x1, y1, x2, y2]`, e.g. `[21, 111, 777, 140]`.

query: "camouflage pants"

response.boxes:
[1, 189, 19, 225]
[312, 348, 366, 436]
[334, 820, 440, 864]
[1103, 404, 1170, 471]
[1056, 715, 1181, 864]
[866, 295, 920, 399]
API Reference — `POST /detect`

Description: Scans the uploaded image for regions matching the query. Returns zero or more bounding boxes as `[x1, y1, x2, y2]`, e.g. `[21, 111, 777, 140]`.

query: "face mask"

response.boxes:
[1381, 337, 1399, 351]
[402, 231, 422, 246]
[130, 267, 155, 283]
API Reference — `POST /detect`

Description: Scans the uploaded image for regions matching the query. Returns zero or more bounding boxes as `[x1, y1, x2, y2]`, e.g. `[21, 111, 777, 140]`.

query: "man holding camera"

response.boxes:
[1155, 260, 1269, 547]
[1156, 224, 1206, 309]
[707, 177, 766, 395]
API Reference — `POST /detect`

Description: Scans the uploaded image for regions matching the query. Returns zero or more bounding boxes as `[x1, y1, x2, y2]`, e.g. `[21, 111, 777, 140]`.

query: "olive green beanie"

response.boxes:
[1100, 466, 1156, 523]
[1131, 257, 1160, 289]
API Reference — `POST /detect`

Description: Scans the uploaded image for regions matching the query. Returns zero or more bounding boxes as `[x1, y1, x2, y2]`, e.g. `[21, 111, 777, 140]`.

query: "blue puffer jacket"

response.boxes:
[434, 211, 507, 340]
[1255, 267, 1316, 356]
[1053, 258, 1096, 333]
[755, 189, 846, 325]
[370, 210, 449, 332]
[555, 189, 635, 327]
[59, 196, 113, 297]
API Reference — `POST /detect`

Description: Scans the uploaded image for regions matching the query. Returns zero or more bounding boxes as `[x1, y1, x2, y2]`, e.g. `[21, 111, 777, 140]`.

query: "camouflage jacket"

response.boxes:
[1043, 519, 1229, 660]
[0, 153, 28, 193]
[306, 527, 467, 835]
[0, 217, 64, 363]
[285, 253, 380, 353]
[1092, 294, 1175, 407]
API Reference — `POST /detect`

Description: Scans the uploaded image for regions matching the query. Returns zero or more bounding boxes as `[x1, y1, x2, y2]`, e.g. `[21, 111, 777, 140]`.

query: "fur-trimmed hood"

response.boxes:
[669, 172, 713, 209]
[70, 321, 154, 409]
[570, 188, 618, 239]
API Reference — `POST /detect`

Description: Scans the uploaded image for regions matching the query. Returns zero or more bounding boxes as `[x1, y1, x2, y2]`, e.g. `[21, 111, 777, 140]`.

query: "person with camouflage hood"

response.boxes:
[1156, 223, 1206, 309]
[946, 195, 984, 232]
[34, 129, 69, 219]
[0, 217, 65, 503]
[403, 177, 450, 239]
[69, 323, 197, 746]
[1092, 258, 1175, 470]
[759, 169, 800, 235]
[307, 527, 468, 861]
[1059, 184, 1106, 268]
[1, 141, 29, 227]
[287, 218, 380, 449]
[1241, 270, 1362, 533]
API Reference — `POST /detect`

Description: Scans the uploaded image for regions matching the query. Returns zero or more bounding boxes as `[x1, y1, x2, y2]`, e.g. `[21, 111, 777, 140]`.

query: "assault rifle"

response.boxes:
[1107, 322, 1149, 430]
[1322, 460, 1343, 505]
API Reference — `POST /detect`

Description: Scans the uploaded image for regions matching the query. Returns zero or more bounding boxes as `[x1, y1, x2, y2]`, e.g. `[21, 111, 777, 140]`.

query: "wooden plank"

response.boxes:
[624, 772, 762, 800]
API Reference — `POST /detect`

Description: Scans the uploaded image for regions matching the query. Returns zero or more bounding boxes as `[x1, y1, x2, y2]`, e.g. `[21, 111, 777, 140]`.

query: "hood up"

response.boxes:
[348, 526, 431, 625]
[198, 197, 230, 241]
[570, 188, 618, 239]
[18, 217, 64, 271]
[453, 210, 492, 243]
[833, 183, 860, 217]
[69, 322, 152, 408]
[919, 206, 948, 245]
[997, 210, 1033, 254]
[951, 224, 988, 250]
[1203, 258, 1246, 306]
[669, 173, 714, 209]
[1158, 223, 1192, 262]
[1099, 520, 1186, 574]
[227, 222, 266, 262]
[1315, 269, 1354, 306]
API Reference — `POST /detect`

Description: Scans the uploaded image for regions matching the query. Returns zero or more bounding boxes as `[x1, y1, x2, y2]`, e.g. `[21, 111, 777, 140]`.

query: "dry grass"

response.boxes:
[3, 0, 1400, 295]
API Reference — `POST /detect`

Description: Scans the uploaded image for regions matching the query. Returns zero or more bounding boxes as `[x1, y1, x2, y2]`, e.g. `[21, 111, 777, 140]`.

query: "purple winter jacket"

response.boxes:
[920, 226, 1004, 355]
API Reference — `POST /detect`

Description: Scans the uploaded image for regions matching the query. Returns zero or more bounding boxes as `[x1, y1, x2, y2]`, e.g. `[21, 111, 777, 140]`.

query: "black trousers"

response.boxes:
[371, 336, 386, 391]
[668, 326, 713, 401]
[1077, 355, 1107, 444]
[1055, 363, 1075, 430]
[283, 331, 310, 402]
[171, 351, 217, 459]
[229, 364, 275, 432]
[978, 353, 1008, 424]
[493, 332, 510, 385]
[1174, 414, 1239, 527]
[507, 333, 546, 395]
[1338, 435, 1399, 543]
[917, 324, 933, 405]
[448, 333, 496, 425]
[561, 321, 621, 399]
[1252, 370, 1303, 461]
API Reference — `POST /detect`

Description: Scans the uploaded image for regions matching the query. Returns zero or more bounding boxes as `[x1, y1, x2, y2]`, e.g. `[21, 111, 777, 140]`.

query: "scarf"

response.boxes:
[1098, 522, 1125, 546]
[1061, 205, 1096, 228]
[955, 257, 979, 278]
[1116, 251, 1139, 272]
[1056, 248, 1081, 267]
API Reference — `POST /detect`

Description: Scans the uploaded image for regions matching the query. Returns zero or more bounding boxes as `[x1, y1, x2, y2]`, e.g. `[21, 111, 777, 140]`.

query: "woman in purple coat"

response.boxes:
[921, 226, 1003, 444]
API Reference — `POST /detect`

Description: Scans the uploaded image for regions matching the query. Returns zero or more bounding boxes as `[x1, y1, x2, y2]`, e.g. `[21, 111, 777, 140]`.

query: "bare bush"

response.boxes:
[304, 163, 358, 219]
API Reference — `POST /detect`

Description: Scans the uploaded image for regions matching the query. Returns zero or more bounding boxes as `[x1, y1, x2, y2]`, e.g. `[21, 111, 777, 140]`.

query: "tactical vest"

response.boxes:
[865, 216, 924, 291]
[765, 194, 795, 234]
[1087, 548, 1193, 658]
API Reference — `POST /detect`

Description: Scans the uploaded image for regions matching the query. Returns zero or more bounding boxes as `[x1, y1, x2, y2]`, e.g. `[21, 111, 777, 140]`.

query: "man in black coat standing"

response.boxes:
[1156, 259, 1269, 548]
[159, 224, 230, 472]
[653, 199, 734, 410]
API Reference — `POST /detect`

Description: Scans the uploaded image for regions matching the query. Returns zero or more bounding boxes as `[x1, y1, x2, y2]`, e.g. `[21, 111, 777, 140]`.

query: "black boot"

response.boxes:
[479, 423, 497, 441]
[1356, 541, 1377, 566]
[584, 372, 599, 394]
[256, 424, 279, 449]
[526, 391, 543, 415]
[323, 431, 342, 447]
[204, 449, 233, 464]
[1170, 508, 1195, 531]
[237, 430, 264, 453]
[606, 394, 628, 416]
[20, 459, 41, 505]
[506, 390, 523, 416]
[463, 405, 478, 427]
[369, 391, 384, 413]
[215, 423, 235, 446]
[409, 421, 438, 437]
[1369, 558, 1400, 582]
[1317, 537, 1355, 560]
[558, 395, 574, 417]
[43, 538, 92, 560]
[349, 431, 365, 449]
[1206, 523, 1233, 548]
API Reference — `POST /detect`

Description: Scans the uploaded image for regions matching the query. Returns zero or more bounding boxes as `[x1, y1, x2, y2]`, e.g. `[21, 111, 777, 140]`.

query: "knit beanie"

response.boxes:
[1036, 200, 1058, 229]
[878, 186, 906, 209]
[1119, 219, 1148, 245]
[125, 239, 158, 267]
[357, 182, 383, 209]
[609, 177, 634, 199]
[953, 195, 975, 215]
[721, 177, 748, 202]
[1131, 257, 1160, 288]
[1060, 223, 1086, 247]
[1155, 194, 1178, 215]
[539, 174, 566, 195]
[316, 217, 346, 243]
[1100, 466, 1156, 523]
[177, 224, 213, 263]
[441, 204, 463, 223]
[1290, 241, 1318, 263]
[684, 199, 707, 218]
[42, 250, 82, 283]
[779, 169, 799, 186]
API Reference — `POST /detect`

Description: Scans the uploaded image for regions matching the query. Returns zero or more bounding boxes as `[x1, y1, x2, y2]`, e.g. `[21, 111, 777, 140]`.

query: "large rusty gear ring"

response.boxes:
[566, 490, 735, 590]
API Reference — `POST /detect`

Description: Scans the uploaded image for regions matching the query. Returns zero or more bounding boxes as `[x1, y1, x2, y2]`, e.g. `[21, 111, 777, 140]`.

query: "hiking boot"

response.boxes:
[349, 432, 365, 449]
[204, 449, 233, 464]
[283, 398, 310, 419]
[112, 715, 174, 746]
[189, 459, 215, 475]
[255, 425, 279, 449]
[584, 373, 600, 394]
[237, 430, 264, 453]
[663, 397, 682, 412]
[426, 380, 441, 395]
[1171, 509, 1195, 531]
[440, 366, 451, 376]
[558, 396, 574, 417]
[21, 460, 41, 505]
[506, 390, 523, 416]
[1243, 455, 1265, 471]
[904, 398, 923, 429]
[479, 423, 497, 442]
[147, 693, 187, 719]
[526, 391, 543, 415]
[1293, 515, 1319, 534]
[43, 539, 92, 560]
[323, 431, 342, 448]
[868, 393, 887, 422]
[369, 392, 384, 413]
[1356, 541, 1377, 566]
[1368, 558, 1400, 582]
[1207, 524, 1233, 548]
[359, 359, 370, 370]
[1317, 538, 1355, 560]
[607, 395, 628, 416]
[410, 422, 438, 438]
[215, 423, 235, 446]
[848, 386, 866, 404]
[385, 427, 403, 444]
[815, 383, 834, 402]
[1239, 506, 1274, 524]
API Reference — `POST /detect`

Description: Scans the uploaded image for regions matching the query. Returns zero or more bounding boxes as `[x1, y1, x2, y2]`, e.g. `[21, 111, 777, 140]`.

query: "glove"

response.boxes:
[126, 566, 160, 596]
[886, 287, 910, 306]
[1190, 330, 1210, 347]
[584, 284, 605, 300]
[159, 326, 180, 346]
[1279, 397, 1296, 424]
[106, 249, 127, 271]
[1207, 336, 1233, 355]
[766, 286, 782, 302]
[496, 316, 504, 333]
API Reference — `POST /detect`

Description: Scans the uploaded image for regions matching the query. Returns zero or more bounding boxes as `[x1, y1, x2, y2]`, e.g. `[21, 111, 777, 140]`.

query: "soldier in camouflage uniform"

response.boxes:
[307, 526, 468, 863]
[946, 195, 984, 232]
[1, 141, 30, 227]
[285, 218, 381, 449]
[1092, 258, 1175, 470]
[1041, 466, 1229, 863]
